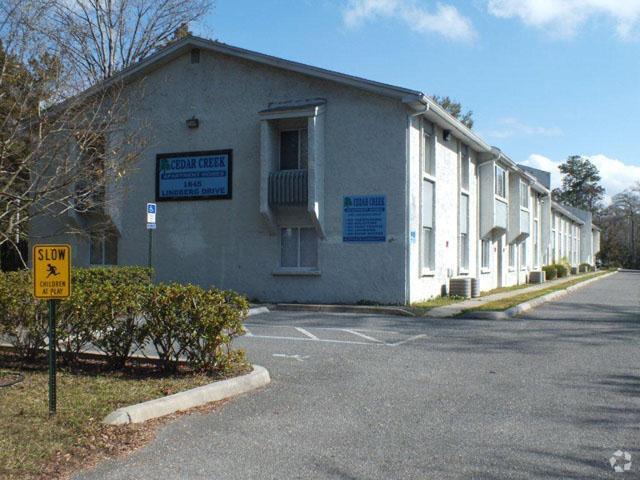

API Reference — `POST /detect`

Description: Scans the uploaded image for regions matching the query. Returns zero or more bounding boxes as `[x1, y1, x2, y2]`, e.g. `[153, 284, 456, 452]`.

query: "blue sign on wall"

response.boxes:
[156, 150, 232, 201]
[343, 195, 387, 242]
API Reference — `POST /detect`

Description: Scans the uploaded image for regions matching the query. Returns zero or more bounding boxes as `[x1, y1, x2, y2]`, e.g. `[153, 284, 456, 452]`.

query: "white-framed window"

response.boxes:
[495, 165, 506, 198]
[533, 219, 539, 266]
[280, 227, 318, 269]
[509, 243, 516, 269]
[90, 230, 117, 265]
[459, 193, 469, 271]
[423, 123, 435, 176]
[519, 241, 527, 269]
[551, 231, 556, 263]
[481, 239, 491, 270]
[422, 179, 435, 272]
[520, 181, 529, 209]
[279, 128, 308, 170]
[460, 144, 470, 191]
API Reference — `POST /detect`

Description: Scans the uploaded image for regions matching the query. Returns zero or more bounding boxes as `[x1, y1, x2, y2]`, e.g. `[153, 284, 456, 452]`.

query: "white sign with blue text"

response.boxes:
[146, 202, 156, 229]
[343, 195, 386, 242]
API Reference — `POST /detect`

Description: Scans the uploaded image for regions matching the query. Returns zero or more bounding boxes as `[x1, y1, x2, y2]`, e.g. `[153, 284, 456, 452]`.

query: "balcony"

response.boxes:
[495, 198, 508, 231]
[268, 169, 308, 206]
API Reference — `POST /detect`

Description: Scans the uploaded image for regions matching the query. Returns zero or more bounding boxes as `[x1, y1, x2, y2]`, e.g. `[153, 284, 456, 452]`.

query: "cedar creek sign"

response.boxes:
[156, 149, 233, 201]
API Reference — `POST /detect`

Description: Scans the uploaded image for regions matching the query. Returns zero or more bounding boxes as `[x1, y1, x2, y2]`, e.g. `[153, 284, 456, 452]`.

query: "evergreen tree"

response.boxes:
[431, 95, 474, 129]
[551, 155, 605, 213]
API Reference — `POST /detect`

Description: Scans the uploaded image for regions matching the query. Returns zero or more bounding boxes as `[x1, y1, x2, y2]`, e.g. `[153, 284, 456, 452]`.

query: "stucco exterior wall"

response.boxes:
[32, 49, 410, 304]
[407, 125, 479, 302]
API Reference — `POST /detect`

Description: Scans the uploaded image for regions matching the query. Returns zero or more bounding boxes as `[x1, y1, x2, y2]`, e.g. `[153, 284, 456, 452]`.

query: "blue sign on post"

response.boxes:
[156, 150, 232, 201]
[343, 195, 387, 242]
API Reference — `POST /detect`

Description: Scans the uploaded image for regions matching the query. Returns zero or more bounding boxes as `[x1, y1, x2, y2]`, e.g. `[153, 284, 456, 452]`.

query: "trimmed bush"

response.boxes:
[141, 283, 248, 373]
[555, 263, 568, 278]
[0, 266, 248, 373]
[579, 263, 591, 273]
[542, 265, 557, 280]
[0, 271, 48, 361]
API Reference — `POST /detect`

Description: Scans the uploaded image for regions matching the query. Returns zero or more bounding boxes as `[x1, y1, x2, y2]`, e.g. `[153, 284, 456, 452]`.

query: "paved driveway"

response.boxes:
[78, 272, 640, 479]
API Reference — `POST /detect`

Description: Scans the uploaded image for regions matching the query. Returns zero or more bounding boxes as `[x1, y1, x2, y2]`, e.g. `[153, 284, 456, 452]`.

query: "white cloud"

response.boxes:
[343, 0, 477, 42]
[488, 118, 563, 139]
[520, 153, 640, 203]
[486, 0, 640, 39]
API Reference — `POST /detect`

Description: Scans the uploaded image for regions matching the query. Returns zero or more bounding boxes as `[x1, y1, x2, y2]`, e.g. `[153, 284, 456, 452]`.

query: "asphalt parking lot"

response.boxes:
[78, 271, 639, 479]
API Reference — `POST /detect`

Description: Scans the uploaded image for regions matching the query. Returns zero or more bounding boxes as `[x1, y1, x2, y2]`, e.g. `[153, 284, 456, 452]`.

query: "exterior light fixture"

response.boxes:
[186, 116, 199, 129]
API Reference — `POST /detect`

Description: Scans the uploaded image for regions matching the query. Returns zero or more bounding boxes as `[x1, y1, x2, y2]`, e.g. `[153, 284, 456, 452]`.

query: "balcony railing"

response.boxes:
[520, 209, 530, 235]
[268, 169, 308, 206]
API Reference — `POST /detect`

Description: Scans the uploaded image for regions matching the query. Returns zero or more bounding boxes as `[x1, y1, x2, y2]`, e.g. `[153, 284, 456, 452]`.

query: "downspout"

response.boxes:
[404, 103, 429, 305]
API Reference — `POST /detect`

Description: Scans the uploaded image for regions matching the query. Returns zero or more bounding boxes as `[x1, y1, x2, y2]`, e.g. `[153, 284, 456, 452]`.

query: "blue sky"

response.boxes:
[196, 0, 640, 198]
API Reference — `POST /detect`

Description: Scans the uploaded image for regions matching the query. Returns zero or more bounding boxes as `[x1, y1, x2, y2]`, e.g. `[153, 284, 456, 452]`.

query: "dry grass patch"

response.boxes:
[0, 356, 249, 479]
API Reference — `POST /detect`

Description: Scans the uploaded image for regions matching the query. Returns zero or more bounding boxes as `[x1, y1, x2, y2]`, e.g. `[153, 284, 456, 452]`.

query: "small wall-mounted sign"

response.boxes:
[343, 195, 386, 243]
[156, 149, 232, 201]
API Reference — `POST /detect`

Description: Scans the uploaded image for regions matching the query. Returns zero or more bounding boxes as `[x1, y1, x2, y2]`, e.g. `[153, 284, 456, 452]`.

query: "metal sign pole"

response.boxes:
[48, 299, 57, 416]
[148, 229, 153, 271]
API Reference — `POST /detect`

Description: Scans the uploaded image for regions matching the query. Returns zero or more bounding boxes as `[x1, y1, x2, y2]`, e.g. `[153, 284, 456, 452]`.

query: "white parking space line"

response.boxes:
[387, 334, 427, 346]
[295, 327, 319, 340]
[242, 334, 384, 346]
[340, 329, 381, 343]
[273, 353, 309, 362]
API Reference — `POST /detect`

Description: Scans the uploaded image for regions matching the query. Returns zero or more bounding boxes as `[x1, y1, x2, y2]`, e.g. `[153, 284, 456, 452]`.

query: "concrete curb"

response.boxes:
[248, 306, 270, 316]
[459, 271, 617, 320]
[103, 365, 271, 425]
[272, 303, 415, 317]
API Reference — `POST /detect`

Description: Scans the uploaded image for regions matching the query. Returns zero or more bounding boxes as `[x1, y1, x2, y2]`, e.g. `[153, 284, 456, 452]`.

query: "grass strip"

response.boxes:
[463, 271, 609, 312]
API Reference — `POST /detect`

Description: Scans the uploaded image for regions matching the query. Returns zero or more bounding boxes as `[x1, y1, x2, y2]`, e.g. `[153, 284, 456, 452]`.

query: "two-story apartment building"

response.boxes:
[30, 36, 600, 304]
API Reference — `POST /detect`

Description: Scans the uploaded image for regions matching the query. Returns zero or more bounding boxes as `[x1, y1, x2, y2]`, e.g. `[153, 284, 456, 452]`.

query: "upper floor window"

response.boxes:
[280, 128, 308, 170]
[423, 124, 435, 176]
[495, 165, 506, 198]
[520, 181, 529, 208]
[460, 144, 470, 191]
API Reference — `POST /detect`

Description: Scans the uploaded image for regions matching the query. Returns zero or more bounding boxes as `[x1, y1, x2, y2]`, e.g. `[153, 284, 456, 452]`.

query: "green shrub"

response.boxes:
[542, 265, 557, 280]
[57, 267, 153, 367]
[142, 283, 248, 373]
[0, 271, 48, 361]
[579, 263, 591, 273]
[555, 263, 568, 278]
[180, 288, 248, 372]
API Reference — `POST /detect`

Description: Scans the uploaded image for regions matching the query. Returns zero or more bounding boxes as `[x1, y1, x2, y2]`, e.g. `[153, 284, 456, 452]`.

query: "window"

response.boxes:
[551, 232, 556, 263]
[509, 243, 516, 268]
[519, 241, 527, 269]
[423, 125, 435, 175]
[495, 165, 506, 198]
[520, 181, 529, 208]
[481, 239, 491, 270]
[459, 193, 469, 271]
[279, 128, 308, 170]
[422, 179, 435, 271]
[280, 227, 318, 269]
[533, 195, 539, 218]
[460, 145, 469, 190]
[533, 219, 539, 266]
[90, 230, 117, 265]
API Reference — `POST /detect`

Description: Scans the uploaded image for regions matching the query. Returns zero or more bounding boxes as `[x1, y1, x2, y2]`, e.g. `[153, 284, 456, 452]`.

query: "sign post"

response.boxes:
[146, 203, 156, 271]
[33, 244, 71, 416]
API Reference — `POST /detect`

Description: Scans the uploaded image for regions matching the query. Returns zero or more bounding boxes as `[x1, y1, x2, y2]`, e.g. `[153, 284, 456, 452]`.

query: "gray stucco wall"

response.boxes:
[32, 49, 410, 304]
